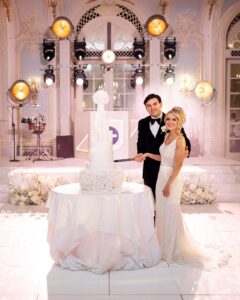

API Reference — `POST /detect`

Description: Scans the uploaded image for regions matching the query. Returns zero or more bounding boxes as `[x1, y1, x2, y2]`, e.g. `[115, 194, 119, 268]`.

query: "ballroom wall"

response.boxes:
[0, 0, 240, 161]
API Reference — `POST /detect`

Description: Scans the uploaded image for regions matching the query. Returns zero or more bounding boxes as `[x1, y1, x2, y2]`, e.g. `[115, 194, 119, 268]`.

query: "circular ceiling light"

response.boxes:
[145, 14, 168, 37]
[194, 81, 214, 101]
[101, 50, 116, 64]
[9, 80, 31, 103]
[52, 16, 73, 39]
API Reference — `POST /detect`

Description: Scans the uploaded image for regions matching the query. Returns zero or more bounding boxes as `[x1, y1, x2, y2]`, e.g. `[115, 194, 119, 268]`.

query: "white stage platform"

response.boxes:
[0, 156, 240, 204]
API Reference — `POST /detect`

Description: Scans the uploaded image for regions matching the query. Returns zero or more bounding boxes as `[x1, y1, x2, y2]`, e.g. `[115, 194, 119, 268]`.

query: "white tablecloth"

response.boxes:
[46, 182, 160, 273]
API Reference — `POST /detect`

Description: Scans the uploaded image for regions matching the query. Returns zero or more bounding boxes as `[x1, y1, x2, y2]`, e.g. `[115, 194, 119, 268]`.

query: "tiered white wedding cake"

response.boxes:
[79, 90, 124, 192]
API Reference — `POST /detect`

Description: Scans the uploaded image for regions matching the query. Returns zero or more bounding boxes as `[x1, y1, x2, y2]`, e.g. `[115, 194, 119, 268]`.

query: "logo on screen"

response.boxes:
[109, 126, 119, 144]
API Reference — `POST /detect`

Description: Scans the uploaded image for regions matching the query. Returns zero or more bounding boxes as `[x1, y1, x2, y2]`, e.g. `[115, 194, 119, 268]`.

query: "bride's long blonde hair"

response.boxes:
[165, 106, 186, 134]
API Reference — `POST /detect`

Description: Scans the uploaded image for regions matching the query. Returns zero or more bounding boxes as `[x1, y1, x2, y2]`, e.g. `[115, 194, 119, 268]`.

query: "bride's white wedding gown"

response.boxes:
[155, 136, 202, 264]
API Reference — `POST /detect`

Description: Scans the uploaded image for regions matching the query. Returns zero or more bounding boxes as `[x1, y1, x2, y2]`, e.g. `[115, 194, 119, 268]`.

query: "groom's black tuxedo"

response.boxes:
[137, 113, 191, 198]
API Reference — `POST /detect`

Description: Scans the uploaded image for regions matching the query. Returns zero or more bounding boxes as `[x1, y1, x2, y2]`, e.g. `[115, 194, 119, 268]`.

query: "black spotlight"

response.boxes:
[44, 65, 55, 86]
[130, 74, 136, 89]
[130, 67, 144, 88]
[42, 39, 55, 61]
[74, 67, 88, 89]
[164, 37, 176, 60]
[74, 39, 86, 61]
[164, 64, 175, 85]
[133, 38, 145, 60]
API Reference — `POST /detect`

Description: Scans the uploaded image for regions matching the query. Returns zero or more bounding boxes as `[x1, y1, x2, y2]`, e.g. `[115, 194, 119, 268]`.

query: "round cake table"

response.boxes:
[46, 182, 160, 273]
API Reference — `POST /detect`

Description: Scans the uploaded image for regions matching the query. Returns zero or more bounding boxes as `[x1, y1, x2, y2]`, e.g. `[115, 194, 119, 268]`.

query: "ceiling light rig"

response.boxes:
[164, 37, 176, 60]
[164, 64, 175, 85]
[133, 38, 145, 60]
[74, 39, 86, 61]
[131, 67, 144, 88]
[74, 66, 88, 89]
[42, 39, 55, 61]
[44, 65, 55, 86]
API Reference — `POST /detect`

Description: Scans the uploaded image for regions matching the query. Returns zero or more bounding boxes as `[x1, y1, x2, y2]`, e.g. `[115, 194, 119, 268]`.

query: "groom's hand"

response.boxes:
[134, 153, 144, 162]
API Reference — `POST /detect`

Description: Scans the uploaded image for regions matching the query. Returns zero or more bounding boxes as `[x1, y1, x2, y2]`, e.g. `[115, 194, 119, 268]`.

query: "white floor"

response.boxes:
[0, 202, 240, 300]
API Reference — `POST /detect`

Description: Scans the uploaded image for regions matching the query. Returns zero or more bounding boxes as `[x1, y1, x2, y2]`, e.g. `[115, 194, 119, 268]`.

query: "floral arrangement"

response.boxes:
[181, 175, 217, 204]
[9, 174, 67, 206]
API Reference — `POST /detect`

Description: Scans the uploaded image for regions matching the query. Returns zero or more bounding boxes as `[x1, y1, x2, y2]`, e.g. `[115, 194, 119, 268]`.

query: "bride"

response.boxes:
[142, 107, 202, 264]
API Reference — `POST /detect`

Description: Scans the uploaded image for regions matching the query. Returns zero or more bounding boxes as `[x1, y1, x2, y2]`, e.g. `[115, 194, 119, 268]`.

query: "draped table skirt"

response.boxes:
[46, 182, 160, 273]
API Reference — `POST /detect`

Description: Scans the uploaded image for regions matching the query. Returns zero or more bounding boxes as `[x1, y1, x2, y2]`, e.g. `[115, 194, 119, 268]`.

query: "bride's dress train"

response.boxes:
[155, 137, 203, 264]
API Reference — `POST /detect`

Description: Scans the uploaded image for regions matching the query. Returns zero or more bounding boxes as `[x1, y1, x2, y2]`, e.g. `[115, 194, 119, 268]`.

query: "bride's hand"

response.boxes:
[162, 182, 171, 197]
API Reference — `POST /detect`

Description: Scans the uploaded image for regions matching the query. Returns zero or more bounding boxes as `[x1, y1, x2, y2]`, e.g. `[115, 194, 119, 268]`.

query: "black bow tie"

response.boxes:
[150, 118, 161, 125]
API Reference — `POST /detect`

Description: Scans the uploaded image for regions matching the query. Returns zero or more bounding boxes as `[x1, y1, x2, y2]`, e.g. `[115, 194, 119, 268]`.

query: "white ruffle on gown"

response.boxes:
[155, 137, 203, 264]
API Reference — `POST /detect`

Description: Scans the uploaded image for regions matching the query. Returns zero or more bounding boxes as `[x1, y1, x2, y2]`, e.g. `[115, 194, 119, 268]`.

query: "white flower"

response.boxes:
[92, 90, 109, 105]
[181, 174, 217, 205]
[9, 173, 74, 207]
[189, 183, 196, 191]
[161, 125, 167, 133]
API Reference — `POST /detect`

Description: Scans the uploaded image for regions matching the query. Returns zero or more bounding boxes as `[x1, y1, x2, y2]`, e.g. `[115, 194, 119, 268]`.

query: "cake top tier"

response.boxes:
[92, 90, 109, 112]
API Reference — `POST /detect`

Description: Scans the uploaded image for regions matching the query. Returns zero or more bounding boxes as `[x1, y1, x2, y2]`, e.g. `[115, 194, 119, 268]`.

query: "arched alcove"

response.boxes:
[216, 2, 240, 159]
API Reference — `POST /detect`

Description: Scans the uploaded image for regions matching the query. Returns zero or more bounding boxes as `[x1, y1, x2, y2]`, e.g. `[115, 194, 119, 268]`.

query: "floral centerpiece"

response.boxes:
[8, 174, 67, 206]
[181, 175, 217, 204]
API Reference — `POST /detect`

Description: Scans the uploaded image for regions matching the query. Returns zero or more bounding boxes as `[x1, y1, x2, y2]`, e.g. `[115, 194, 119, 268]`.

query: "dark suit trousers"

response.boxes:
[144, 177, 157, 200]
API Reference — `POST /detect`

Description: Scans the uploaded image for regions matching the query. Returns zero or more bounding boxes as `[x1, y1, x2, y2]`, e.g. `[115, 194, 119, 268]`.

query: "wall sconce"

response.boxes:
[180, 75, 195, 94]
[145, 14, 168, 37]
[29, 78, 40, 106]
[44, 65, 55, 86]
[51, 16, 73, 39]
[133, 38, 145, 60]
[194, 81, 214, 102]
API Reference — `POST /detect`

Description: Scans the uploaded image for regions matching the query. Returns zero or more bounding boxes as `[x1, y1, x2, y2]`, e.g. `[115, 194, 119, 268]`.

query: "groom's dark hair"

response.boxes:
[144, 93, 162, 105]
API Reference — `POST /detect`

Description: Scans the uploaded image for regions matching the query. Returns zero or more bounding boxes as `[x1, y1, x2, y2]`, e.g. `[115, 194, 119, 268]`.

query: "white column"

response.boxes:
[59, 39, 71, 135]
[149, 38, 161, 93]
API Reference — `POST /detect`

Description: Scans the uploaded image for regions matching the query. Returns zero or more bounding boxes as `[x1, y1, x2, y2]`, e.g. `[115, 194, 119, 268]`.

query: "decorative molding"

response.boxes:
[75, 3, 144, 38]
[16, 16, 45, 55]
[209, 0, 218, 20]
[1, 0, 10, 22]
[48, 0, 57, 20]
[227, 21, 240, 49]
[160, 0, 168, 15]
[172, 11, 203, 49]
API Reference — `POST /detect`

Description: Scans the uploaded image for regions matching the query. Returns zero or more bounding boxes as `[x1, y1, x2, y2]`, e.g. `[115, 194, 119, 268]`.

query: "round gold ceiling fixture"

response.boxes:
[145, 14, 168, 37]
[52, 16, 73, 39]
[194, 81, 214, 101]
[9, 80, 31, 103]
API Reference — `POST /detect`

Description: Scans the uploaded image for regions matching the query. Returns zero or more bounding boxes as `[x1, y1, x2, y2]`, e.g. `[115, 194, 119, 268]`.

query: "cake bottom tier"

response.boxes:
[79, 168, 124, 192]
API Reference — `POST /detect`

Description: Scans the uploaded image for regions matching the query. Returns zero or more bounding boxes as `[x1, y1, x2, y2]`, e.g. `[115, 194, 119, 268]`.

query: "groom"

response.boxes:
[134, 93, 191, 198]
